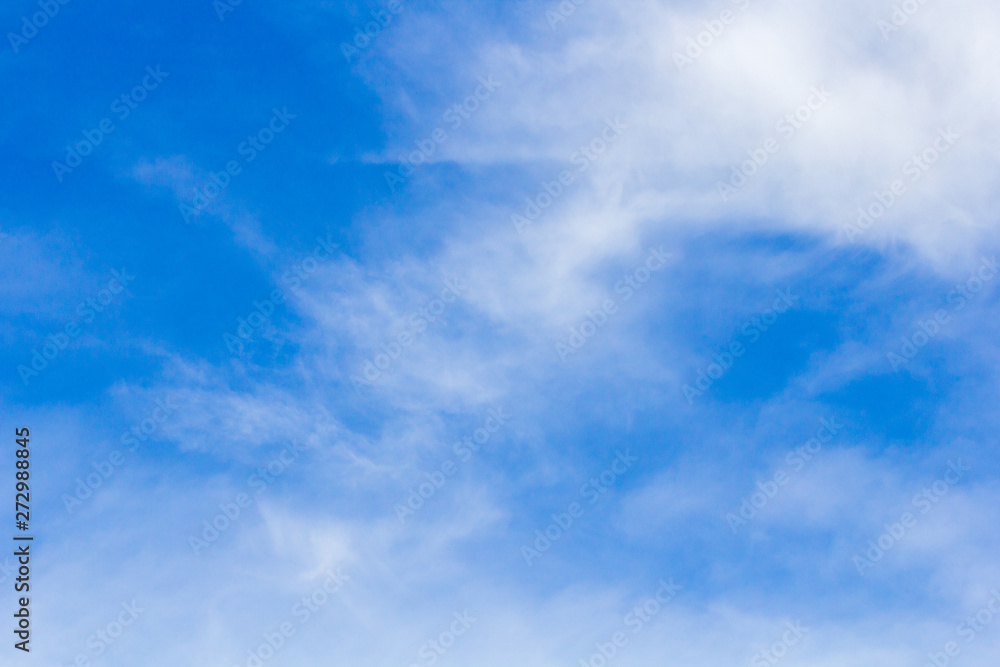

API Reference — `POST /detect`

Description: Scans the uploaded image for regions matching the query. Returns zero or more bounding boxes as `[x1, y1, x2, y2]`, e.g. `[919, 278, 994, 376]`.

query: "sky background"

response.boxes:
[2, 0, 1000, 665]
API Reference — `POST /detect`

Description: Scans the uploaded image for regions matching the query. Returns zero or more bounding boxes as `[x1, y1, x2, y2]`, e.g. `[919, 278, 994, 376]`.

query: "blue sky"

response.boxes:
[3, 0, 1000, 665]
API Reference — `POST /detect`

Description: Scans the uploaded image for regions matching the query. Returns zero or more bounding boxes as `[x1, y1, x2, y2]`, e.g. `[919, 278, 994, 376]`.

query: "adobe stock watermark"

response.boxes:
[521, 449, 638, 566]
[52, 67, 169, 182]
[0, 557, 17, 586]
[384, 75, 502, 192]
[350, 277, 467, 392]
[62, 396, 178, 514]
[55, 601, 145, 667]
[17, 268, 136, 386]
[395, 409, 511, 523]
[213, 0, 245, 21]
[511, 117, 627, 233]
[223, 233, 339, 356]
[340, 0, 406, 62]
[878, 0, 934, 41]
[673, 0, 752, 71]
[717, 86, 833, 201]
[234, 568, 350, 667]
[556, 246, 672, 361]
[189, 442, 306, 555]
[7, 0, 73, 54]
[922, 589, 1000, 667]
[683, 289, 798, 404]
[843, 127, 960, 242]
[750, 621, 809, 667]
[180, 107, 296, 223]
[545, 0, 587, 29]
[725, 417, 843, 532]
[408, 611, 477, 667]
[578, 579, 681, 667]
[853, 459, 970, 575]
[887, 256, 997, 372]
